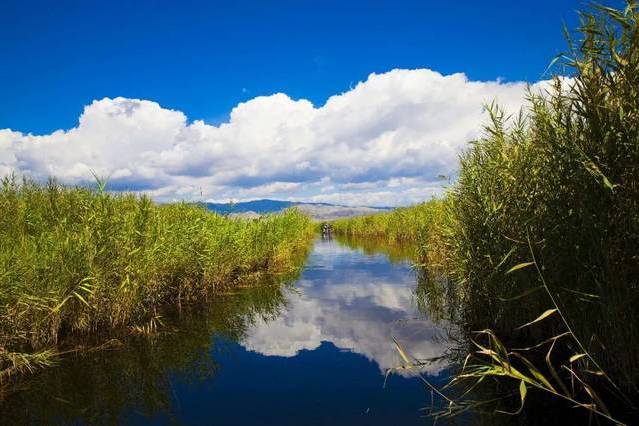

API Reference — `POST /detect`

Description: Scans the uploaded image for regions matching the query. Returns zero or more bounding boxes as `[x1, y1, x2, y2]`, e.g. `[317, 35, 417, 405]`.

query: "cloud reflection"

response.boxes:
[242, 240, 449, 376]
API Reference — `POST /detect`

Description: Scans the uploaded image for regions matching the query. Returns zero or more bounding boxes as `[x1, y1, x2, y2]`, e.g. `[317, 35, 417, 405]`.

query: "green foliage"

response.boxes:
[331, 200, 440, 242]
[413, 2, 639, 422]
[338, 2, 639, 421]
[442, 2, 639, 414]
[333, 234, 418, 263]
[0, 279, 301, 422]
[331, 199, 451, 266]
[0, 177, 314, 383]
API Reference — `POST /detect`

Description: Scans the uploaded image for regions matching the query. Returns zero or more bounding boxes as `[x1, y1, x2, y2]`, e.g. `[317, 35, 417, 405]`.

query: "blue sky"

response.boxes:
[0, 1, 590, 205]
[1, 0, 585, 133]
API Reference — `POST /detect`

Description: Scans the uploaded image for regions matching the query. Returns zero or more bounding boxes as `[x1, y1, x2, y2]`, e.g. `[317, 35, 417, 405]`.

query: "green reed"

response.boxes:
[333, 233, 418, 263]
[332, 2, 639, 422]
[331, 199, 451, 268]
[0, 177, 314, 385]
[331, 200, 440, 242]
[0, 268, 307, 423]
[438, 2, 639, 421]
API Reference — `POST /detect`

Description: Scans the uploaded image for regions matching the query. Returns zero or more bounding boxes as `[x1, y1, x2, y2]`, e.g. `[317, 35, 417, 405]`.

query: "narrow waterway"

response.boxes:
[0, 237, 460, 425]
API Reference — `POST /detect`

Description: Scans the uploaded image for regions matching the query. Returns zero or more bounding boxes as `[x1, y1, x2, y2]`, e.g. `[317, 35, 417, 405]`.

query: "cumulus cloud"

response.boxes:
[0, 68, 549, 205]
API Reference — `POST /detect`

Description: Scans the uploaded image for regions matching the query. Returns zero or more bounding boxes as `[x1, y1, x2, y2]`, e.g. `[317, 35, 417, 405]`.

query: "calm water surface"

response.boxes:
[1, 238, 461, 425]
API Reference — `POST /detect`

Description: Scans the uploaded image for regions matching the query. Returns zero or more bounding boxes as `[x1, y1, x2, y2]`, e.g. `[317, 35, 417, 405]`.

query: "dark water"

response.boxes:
[0, 238, 461, 425]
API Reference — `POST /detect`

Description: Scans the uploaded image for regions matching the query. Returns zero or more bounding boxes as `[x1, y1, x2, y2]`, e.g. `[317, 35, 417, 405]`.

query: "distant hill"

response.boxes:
[203, 199, 296, 215]
[201, 199, 391, 221]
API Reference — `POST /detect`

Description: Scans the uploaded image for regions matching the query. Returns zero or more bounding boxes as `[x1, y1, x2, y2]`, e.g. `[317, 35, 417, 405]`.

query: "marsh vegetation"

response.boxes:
[332, 234, 420, 264]
[0, 276, 302, 424]
[0, 237, 454, 426]
[332, 3, 639, 423]
[1, 2, 637, 425]
[0, 177, 314, 388]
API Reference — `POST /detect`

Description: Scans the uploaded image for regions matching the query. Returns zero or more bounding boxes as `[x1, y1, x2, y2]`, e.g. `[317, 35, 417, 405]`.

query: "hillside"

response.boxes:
[202, 199, 391, 221]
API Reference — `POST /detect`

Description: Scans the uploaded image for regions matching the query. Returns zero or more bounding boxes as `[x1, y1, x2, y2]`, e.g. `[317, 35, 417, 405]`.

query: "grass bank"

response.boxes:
[332, 233, 419, 264]
[0, 177, 314, 385]
[0, 275, 304, 422]
[331, 199, 450, 266]
[332, 3, 639, 423]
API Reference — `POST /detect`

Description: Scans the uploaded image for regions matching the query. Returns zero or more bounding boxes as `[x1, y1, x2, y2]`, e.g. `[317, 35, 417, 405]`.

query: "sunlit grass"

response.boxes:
[331, 199, 450, 267]
[0, 177, 314, 384]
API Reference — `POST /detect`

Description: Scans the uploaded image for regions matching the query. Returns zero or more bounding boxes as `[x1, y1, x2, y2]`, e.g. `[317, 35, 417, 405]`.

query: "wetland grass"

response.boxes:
[0, 177, 314, 386]
[331, 199, 450, 267]
[331, 200, 443, 243]
[332, 2, 639, 423]
[440, 3, 639, 421]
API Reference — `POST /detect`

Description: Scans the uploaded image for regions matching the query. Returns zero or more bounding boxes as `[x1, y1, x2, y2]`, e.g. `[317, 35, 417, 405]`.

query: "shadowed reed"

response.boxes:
[331, 2, 639, 423]
[440, 2, 639, 422]
[0, 177, 314, 386]
[0, 276, 304, 423]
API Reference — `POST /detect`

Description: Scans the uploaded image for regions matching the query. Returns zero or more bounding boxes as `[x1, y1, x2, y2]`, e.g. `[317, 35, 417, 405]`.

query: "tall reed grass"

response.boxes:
[439, 3, 639, 421]
[331, 199, 450, 266]
[0, 177, 314, 384]
[331, 200, 441, 243]
[332, 2, 639, 422]
[332, 234, 418, 263]
[1, 276, 303, 422]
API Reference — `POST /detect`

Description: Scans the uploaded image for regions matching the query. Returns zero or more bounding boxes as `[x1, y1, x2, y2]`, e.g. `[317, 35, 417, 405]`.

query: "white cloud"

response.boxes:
[0, 68, 547, 206]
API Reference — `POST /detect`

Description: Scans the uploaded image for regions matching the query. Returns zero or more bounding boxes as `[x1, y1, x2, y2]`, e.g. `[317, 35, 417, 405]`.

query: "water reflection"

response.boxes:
[244, 239, 449, 376]
[0, 238, 455, 425]
[333, 234, 418, 263]
[0, 282, 294, 425]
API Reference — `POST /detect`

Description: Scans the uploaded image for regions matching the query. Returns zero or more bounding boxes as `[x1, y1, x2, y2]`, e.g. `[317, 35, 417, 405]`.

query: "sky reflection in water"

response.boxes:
[1, 238, 454, 426]
[243, 238, 449, 376]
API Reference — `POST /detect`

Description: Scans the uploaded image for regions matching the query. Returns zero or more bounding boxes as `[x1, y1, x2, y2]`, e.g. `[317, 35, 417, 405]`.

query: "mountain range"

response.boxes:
[201, 199, 391, 221]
